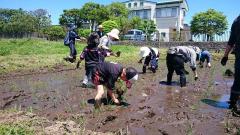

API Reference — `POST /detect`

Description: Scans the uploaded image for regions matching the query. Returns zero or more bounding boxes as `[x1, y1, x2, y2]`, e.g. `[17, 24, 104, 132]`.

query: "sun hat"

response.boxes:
[107, 29, 120, 40]
[139, 47, 151, 57]
[98, 25, 103, 29]
[126, 67, 138, 82]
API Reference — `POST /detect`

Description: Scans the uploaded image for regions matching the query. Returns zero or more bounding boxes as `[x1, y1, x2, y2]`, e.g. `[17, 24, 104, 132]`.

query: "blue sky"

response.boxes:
[1, 0, 239, 29]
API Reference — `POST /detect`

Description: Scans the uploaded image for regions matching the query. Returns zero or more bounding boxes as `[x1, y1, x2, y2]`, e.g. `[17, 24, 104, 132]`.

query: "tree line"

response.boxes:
[0, 2, 228, 41]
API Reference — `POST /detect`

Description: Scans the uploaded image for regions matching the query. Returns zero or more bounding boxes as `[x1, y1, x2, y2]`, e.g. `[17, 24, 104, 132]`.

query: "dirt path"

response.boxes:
[0, 61, 239, 135]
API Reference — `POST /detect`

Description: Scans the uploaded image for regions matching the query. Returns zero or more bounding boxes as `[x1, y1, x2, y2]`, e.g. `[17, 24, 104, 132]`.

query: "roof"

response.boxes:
[122, 0, 157, 4]
[157, 0, 189, 11]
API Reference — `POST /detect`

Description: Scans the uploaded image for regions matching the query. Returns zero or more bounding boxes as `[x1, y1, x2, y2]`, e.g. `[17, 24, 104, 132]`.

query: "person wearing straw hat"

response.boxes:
[92, 62, 138, 108]
[221, 15, 240, 116]
[96, 25, 104, 38]
[166, 46, 200, 87]
[138, 46, 159, 73]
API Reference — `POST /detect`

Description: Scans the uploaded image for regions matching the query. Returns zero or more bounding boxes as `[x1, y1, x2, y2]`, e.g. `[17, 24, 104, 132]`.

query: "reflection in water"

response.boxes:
[201, 94, 230, 109]
[130, 126, 145, 135]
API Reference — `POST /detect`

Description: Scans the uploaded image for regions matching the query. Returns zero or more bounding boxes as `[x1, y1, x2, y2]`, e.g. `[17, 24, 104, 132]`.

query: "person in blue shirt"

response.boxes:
[64, 23, 80, 63]
[199, 49, 211, 68]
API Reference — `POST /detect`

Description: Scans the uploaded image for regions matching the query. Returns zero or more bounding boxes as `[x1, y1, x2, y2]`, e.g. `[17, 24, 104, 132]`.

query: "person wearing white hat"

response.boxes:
[96, 25, 104, 38]
[98, 28, 119, 50]
[138, 46, 159, 73]
[166, 46, 199, 87]
[92, 62, 138, 108]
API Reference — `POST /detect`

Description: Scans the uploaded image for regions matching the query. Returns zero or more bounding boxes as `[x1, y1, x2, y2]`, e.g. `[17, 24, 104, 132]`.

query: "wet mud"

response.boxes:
[0, 61, 239, 134]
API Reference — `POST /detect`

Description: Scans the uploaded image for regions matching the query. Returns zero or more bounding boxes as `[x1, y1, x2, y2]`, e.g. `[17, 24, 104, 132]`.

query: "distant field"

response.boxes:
[0, 38, 140, 74]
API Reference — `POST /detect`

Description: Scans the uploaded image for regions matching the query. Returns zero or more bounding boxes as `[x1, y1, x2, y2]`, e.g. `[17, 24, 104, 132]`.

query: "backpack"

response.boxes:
[64, 32, 70, 46]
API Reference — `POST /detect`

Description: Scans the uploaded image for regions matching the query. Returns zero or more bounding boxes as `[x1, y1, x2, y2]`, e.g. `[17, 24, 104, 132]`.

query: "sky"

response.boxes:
[0, 0, 239, 29]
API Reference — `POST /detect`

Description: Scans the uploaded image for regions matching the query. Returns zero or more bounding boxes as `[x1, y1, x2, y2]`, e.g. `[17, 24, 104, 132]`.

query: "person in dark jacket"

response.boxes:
[78, 32, 109, 88]
[221, 15, 240, 115]
[92, 62, 138, 108]
[64, 23, 80, 63]
[96, 25, 104, 38]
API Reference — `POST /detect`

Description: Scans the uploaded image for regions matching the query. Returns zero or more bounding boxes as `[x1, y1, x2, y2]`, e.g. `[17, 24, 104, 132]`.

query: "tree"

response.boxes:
[102, 20, 118, 34]
[130, 17, 142, 29]
[59, 9, 85, 28]
[114, 16, 131, 35]
[138, 20, 156, 41]
[107, 2, 129, 18]
[190, 9, 228, 41]
[30, 9, 51, 34]
[43, 25, 65, 41]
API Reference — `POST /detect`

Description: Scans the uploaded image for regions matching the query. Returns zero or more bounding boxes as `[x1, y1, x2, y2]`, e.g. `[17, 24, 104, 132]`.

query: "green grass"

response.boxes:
[0, 38, 140, 74]
[0, 123, 34, 135]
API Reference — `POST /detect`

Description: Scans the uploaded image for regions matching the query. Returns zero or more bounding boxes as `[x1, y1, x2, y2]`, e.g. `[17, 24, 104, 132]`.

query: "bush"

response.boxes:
[102, 20, 119, 34]
[0, 123, 34, 135]
[77, 29, 91, 38]
[43, 25, 65, 41]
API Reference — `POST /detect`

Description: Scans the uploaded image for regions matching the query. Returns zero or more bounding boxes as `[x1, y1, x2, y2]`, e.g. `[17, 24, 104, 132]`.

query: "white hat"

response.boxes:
[98, 25, 103, 29]
[107, 29, 119, 40]
[139, 47, 151, 57]
[188, 46, 201, 54]
[151, 47, 159, 56]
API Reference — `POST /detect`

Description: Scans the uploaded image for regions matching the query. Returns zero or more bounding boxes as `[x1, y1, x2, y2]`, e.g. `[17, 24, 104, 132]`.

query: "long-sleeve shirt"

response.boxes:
[168, 46, 197, 69]
[99, 35, 111, 49]
[69, 30, 80, 44]
[228, 15, 240, 48]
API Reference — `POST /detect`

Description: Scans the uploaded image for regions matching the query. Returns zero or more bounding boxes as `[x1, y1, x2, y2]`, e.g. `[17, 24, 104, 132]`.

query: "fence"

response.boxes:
[192, 31, 230, 42]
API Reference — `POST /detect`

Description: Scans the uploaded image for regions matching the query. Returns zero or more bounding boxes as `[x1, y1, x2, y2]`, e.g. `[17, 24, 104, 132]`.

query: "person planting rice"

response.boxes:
[199, 49, 211, 68]
[98, 28, 121, 61]
[92, 62, 138, 108]
[138, 46, 159, 73]
[77, 32, 120, 88]
[221, 15, 240, 116]
[166, 46, 201, 87]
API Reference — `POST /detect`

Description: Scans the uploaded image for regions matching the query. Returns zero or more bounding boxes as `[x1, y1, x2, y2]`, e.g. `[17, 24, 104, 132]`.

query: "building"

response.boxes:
[122, 0, 189, 41]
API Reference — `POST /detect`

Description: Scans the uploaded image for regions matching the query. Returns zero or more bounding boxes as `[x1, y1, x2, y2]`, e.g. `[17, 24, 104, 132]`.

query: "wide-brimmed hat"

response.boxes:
[139, 47, 151, 57]
[98, 25, 103, 29]
[107, 29, 119, 40]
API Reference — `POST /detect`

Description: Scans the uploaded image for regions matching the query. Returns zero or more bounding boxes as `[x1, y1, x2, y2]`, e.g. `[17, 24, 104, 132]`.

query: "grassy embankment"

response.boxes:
[0, 38, 140, 75]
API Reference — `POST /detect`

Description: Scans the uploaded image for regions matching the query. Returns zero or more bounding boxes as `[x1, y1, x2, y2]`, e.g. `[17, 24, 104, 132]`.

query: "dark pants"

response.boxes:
[200, 55, 210, 63]
[85, 65, 95, 83]
[69, 43, 77, 58]
[166, 54, 186, 87]
[230, 55, 240, 104]
[143, 56, 158, 73]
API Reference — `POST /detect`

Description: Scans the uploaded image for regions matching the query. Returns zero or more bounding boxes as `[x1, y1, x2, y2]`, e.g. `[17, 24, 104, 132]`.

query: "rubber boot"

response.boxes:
[167, 73, 172, 85]
[142, 66, 146, 74]
[180, 75, 186, 87]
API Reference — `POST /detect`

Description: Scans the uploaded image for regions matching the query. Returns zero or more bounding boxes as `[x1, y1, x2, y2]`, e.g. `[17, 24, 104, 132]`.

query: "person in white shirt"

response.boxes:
[166, 46, 200, 87]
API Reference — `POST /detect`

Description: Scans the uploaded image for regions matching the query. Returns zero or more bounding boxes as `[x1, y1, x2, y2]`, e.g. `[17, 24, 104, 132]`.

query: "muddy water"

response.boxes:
[0, 61, 237, 134]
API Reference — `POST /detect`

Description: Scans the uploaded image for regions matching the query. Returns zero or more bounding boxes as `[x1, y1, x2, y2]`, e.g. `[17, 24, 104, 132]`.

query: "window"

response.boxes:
[140, 2, 144, 7]
[136, 31, 142, 35]
[134, 2, 137, 7]
[156, 7, 178, 18]
[143, 10, 148, 19]
[128, 3, 131, 8]
[161, 32, 166, 38]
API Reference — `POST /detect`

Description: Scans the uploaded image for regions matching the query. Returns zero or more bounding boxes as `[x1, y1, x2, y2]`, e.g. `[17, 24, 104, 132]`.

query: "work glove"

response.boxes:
[194, 76, 198, 81]
[116, 51, 121, 57]
[221, 57, 228, 66]
[138, 59, 142, 63]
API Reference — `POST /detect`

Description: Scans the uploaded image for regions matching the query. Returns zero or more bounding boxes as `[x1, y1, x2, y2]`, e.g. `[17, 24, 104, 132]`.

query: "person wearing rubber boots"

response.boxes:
[138, 46, 159, 73]
[166, 46, 200, 87]
[221, 15, 240, 116]
[92, 62, 138, 109]
[64, 23, 80, 63]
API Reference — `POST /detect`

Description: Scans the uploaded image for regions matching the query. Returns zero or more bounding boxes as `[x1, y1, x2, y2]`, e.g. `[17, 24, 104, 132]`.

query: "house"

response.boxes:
[123, 0, 189, 41]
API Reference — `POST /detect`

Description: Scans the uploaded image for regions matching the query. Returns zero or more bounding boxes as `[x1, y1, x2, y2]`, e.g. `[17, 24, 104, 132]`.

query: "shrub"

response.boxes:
[102, 20, 119, 34]
[77, 29, 91, 38]
[43, 25, 65, 41]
